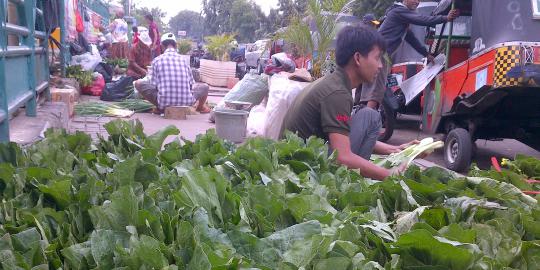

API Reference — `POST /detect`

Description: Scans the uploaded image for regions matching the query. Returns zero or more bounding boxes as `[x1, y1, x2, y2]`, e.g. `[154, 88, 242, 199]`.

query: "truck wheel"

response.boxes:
[444, 128, 473, 172]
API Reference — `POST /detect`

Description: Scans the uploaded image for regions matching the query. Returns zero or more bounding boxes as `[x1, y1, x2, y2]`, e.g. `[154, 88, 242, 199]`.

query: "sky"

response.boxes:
[133, 0, 279, 22]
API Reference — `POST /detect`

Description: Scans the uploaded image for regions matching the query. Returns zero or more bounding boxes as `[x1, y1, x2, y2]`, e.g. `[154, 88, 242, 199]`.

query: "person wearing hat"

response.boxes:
[136, 33, 211, 114]
[362, 13, 381, 28]
[127, 27, 152, 80]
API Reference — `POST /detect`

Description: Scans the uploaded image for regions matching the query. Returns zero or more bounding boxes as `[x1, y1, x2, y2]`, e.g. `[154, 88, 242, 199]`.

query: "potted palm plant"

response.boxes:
[281, 0, 351, 79]
[177, 39, 193, 64]
[199, 33, 238, 87]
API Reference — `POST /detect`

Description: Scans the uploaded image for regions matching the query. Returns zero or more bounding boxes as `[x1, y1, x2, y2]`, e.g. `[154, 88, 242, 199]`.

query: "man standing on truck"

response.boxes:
[350, 0, 459, 158]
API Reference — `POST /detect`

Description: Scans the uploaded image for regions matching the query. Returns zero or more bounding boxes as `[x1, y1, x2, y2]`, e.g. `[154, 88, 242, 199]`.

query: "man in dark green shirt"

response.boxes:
[283, 25, 416, 180]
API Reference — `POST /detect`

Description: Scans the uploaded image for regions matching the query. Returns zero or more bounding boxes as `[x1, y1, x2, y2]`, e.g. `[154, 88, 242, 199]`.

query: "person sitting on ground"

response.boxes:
[282, 25, 421, 181]
[127, 27, 152, 80]
[135, 33, 211, 114]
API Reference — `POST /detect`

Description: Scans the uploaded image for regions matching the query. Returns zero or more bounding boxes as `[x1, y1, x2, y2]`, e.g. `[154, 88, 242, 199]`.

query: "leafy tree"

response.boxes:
[132, 6, 168, 32]
[202, 0, 235, 35]
[230, 0, 261, 43]
[352, 0, 394, 18]
[169, 10, 205, 41]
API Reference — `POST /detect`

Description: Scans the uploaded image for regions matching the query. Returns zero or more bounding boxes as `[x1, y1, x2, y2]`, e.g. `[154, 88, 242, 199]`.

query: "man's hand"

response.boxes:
[389, 162, 408, 176]
[447, 9, 460, 21]
[399, 140, 420, 150]
[426, 54, 435, 64]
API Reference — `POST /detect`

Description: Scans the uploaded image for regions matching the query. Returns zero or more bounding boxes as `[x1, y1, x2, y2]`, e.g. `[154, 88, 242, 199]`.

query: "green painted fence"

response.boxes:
[0, 0, 50, 142]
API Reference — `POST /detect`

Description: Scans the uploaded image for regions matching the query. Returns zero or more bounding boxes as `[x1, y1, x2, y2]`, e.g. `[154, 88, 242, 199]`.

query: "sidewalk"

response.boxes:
[69, 95, 221, 142]
[9, 95, 222, 144]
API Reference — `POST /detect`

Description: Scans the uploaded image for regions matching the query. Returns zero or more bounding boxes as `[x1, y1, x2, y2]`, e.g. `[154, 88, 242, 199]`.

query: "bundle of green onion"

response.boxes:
[75, 102, 134, 117]
[113, 99, 155, 112]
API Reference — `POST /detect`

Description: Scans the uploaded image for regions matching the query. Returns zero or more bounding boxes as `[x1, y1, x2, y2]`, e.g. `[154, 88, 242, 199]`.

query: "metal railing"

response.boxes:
[0, 0, 50, 142]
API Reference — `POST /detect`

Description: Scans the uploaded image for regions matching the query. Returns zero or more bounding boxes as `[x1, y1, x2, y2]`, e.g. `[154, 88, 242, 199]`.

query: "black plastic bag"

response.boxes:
[100, 76, 135, 101]
[95, 63, 114, 83]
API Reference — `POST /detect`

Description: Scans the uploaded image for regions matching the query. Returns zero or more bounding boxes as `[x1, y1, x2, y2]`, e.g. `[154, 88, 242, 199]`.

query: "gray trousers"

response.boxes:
[350, 106, 382, 159]
[135, 80, 209, 109]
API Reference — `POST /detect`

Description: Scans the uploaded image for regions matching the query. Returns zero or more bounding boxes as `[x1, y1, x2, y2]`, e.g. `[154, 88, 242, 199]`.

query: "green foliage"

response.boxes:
[66, 65, 94, 88]
[279, 16, 314, 67]
[169, 10, 205, 40]
[281, 0, 351, 78]
[177, 39, 193, 55]
[132, 6, 168, 32]
[1, 120, 539, 269]
[104, 58, 128, 69]
[205, 33, 237, 61]
[352, 0, 394, 18]
[230, 0, 261, 43]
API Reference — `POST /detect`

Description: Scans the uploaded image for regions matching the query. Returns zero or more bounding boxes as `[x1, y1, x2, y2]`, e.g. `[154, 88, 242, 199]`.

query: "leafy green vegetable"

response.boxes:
[0, 120, 538, 269]
[374, 138, 444, 169]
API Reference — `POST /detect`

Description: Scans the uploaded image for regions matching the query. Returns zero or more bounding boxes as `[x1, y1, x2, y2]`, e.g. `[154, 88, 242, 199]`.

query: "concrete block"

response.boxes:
[50, 88, 79, 117]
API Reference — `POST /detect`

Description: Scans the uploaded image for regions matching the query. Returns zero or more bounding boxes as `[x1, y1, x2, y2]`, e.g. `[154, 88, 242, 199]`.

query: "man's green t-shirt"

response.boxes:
[282, 67, 354, 141]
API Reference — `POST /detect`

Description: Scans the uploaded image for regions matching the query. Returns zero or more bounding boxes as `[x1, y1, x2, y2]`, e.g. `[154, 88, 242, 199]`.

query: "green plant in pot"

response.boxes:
[205, 33, 237, 62]
[177, 39, 193, 55]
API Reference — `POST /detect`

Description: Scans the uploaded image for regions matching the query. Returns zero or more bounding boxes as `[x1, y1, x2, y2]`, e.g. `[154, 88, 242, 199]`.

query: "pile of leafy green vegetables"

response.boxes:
[0, 120, 539, 270]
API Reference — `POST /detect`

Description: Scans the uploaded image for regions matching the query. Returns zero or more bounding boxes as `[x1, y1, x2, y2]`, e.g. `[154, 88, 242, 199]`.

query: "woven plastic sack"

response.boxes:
[209, 73, 269, 123]
[263, 74, 309, 140]
[223, 73, 269, 104]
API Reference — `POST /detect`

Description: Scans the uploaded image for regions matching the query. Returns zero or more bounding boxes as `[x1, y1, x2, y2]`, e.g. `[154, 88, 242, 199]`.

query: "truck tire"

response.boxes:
[444, 128, 473, 172]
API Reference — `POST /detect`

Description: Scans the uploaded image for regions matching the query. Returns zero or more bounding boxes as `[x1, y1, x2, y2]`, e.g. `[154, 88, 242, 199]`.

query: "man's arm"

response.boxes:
[398, 10, 448, 27]
[404, 29, 429, 56]
[128, 49, 147, 75]
[151, 61, 159, 85]
[329, 133, 391, 180]
[129, 60, 147, 76]
[152, 26, 160, 47]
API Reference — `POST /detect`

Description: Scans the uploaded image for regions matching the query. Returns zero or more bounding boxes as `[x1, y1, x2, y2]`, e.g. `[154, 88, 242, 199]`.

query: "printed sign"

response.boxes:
[533, 0, 540, 19]
[475, 68, 488, 91]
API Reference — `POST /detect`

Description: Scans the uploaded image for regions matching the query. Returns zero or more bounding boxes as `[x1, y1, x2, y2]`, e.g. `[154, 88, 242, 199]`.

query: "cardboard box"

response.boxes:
[164, 106, 191, 120]
[50, 88, 79, 117]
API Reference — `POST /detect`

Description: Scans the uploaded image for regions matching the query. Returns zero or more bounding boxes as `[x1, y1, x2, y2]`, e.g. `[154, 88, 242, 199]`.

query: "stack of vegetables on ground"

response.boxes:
[75, 100, 155, 117]
[0, 120, 539, 269]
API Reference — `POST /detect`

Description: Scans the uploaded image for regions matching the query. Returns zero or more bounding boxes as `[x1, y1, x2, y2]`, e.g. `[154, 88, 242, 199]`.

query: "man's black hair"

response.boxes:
[335, 25, 386, 67]
[145, 14, 154, 21]
[132, 26, 138, 32]
[162, 40, 176, 48]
